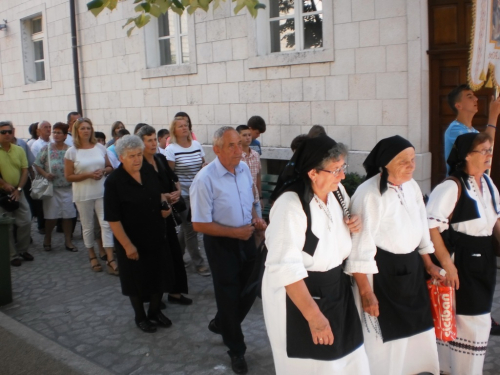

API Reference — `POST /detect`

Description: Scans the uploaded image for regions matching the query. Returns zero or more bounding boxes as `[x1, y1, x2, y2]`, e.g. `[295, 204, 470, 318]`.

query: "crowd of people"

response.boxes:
[1, 83, 500, 374]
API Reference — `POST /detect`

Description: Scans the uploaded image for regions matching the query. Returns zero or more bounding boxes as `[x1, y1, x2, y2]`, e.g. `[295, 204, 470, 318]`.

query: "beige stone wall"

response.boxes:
[0, 0, 432, 192]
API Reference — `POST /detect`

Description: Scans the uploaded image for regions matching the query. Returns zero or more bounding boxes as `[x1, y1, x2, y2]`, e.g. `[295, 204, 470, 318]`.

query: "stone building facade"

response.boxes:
[0, 0, 432, 192]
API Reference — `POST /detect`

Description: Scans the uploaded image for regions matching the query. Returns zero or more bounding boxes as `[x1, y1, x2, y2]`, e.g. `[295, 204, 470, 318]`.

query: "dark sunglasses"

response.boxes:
[0, 130, 13, 135]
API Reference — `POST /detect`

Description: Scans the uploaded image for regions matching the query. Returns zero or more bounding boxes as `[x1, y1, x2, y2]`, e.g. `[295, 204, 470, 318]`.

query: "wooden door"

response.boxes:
[428, 0, 499, 187]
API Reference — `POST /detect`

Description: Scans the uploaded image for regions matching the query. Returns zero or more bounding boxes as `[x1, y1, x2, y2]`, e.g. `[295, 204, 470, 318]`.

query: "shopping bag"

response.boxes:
[427, 279, 457, 341]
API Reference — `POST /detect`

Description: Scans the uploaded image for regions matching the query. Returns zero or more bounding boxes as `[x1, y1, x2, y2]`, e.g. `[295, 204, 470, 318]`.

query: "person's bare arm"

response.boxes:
[108, 221, 139, 260]
[167, 160, 175, 171]
[352, 273, 379, 317]
[486, 95, 500, 139]
[285, 280, 333, 345]
[193, 222, 255, 240]
[429, 227, 459, 289]
[9, 168, 28, 201]
[493, 219, 500, 245]
[64, 159, 95, 183]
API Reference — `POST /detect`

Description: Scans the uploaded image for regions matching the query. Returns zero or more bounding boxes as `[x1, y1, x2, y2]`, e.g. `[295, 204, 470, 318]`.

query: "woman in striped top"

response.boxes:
[165, 116, 211, 276]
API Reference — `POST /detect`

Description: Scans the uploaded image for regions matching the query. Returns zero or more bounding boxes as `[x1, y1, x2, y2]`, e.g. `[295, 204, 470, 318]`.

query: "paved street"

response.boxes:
[2, 220, 500, 374]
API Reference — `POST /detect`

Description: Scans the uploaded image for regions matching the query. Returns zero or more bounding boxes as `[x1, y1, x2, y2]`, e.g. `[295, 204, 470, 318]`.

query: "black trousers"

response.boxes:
[204, 234, 257, 357]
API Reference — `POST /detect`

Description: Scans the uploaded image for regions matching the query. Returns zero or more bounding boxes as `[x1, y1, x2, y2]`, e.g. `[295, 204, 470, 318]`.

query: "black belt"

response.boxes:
[286, 264, 363, 361]
[374, 248, 434, 343]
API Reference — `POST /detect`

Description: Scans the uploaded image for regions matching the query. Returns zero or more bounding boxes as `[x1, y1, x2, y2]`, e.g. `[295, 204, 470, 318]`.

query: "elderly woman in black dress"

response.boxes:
[136, 124, 191, 306]
[104, 135, 174, 333]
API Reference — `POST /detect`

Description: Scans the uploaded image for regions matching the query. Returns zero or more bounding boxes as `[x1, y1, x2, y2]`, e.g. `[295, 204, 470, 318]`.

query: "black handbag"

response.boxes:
[0, 191, 19, 212]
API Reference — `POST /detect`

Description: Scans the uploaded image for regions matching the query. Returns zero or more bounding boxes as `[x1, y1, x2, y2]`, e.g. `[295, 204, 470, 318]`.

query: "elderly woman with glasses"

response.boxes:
[345, 135, 440, 375]
[104, 135, 174, 333]
[263, 135, 369, 374]
[426, 133, 500, 375]
[33, 122, 77, 252]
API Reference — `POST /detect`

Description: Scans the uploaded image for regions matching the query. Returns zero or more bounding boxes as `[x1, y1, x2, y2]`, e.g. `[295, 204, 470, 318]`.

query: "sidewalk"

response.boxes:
[1, 221, 500, 374]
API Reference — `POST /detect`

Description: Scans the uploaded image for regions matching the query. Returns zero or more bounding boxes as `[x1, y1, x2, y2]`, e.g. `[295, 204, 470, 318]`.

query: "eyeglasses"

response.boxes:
[470, 148, 493, 156]
[52, 132, 64, 135]
[318, 163, 348, 176]
[0, 130, 13, 135]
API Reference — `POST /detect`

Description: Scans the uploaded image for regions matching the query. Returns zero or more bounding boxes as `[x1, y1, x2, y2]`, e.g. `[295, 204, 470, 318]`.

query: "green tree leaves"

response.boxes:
[87, 0, 265, 37]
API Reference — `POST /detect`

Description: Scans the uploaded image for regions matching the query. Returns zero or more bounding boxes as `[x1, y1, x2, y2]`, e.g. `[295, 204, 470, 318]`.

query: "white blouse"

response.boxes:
[426, 175, 500, 236]
[345, 174, 434, 275]
[264, 185, 352, 290]
[64, 143, 107, 202]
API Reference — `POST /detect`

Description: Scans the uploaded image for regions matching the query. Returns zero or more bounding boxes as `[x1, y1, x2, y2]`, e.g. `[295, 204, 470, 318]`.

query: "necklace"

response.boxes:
[313, 194, 333, 231]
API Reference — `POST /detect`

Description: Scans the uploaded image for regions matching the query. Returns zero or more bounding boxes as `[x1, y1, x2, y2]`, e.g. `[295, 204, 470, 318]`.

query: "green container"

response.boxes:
[0, 215, 15, 306]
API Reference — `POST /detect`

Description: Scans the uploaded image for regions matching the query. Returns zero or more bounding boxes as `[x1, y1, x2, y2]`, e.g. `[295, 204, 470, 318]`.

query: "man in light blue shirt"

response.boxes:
[444, 84, 500, 173]
[191, 126, 267, 375]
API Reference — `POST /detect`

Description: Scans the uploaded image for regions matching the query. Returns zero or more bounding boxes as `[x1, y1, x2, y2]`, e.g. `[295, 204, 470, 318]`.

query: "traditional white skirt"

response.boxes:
[353, 276, 440, 375]
[42, 186, 76, 219]
[262, 274, 370, 375]
[437, 313, 490, 375]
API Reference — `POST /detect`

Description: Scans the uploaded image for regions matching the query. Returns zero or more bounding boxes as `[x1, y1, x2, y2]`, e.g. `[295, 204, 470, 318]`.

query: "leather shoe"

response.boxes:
[168, 295, 193, 305]
[10, 258, 22, 267]
[135, 319, 157, 333]
[230, 355, 248, 374]
[19, 252, 34, 261]
[208, 319, 222, 335]
[147, 312, 172, 328]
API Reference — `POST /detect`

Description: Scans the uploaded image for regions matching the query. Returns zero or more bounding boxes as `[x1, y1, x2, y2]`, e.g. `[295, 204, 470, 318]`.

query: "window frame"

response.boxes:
[31, 16, 45, 82]
[19, 4, 51, 91]
[142, 11, 197, 79]
[247, 0, 333, 69]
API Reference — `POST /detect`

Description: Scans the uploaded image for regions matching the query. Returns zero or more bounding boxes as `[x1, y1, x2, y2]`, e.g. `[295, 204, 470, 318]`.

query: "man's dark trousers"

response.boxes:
[204, 234, 257, 357]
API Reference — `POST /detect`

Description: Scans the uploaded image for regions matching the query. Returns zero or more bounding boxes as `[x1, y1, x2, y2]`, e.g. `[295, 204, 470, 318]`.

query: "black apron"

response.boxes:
[449, 232, 495, 315]
[373, 248, 434, 343]
[286, 264, 364, 360]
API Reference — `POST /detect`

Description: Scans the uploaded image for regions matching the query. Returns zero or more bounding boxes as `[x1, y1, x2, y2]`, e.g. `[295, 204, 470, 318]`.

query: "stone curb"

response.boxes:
[0, 311, 114, 375]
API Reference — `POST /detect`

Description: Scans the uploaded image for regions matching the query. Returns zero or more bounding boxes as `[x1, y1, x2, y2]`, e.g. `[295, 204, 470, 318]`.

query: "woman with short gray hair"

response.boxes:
[104, 135, 175, 333]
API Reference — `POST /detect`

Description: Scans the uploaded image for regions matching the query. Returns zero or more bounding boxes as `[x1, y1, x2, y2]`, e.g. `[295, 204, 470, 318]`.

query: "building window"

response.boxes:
[158, 11, 189, 66]
[142, 10, 197, 78]
[247, 0, 333, 68]
[31, 17, 45, 81]
[18, 4, 51, 91]
[269, 0, 323, 53]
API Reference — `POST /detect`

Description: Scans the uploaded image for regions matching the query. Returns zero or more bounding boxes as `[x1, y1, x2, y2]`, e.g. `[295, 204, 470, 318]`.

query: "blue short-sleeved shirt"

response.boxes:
[444, 121, 478, 162]
[444, 120, 478, 173]
[250, 139, 261, 155]
[190, 157, 254, 227]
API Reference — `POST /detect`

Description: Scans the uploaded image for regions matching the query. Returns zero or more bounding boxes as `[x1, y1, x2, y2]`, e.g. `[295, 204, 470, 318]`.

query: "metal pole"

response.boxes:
[69, 0, 83, 116]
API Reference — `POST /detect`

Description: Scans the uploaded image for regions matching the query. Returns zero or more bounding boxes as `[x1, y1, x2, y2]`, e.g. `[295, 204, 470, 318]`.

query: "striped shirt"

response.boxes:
[165, 140, 205, 196]
[241, 149, 261, 202]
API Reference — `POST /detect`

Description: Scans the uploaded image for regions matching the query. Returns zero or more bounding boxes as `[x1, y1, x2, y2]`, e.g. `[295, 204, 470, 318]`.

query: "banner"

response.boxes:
[469, 0, 500, 90]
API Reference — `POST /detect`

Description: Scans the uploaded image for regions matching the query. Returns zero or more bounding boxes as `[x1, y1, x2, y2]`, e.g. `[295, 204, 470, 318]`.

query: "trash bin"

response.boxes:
[0, 214, 15, 306]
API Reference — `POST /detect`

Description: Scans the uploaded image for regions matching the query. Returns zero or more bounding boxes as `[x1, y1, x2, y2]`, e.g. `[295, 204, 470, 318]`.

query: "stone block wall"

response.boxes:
[0, 0, 432, 192]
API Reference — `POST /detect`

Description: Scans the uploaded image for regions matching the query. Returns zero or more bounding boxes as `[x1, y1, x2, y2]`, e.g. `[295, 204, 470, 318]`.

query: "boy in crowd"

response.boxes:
[157, 129, 169, 155]
[95, 132, 106, 146]
[444, 84, 500, 168]
[237, 125, 262, 219]
[247, 116, 266, 156]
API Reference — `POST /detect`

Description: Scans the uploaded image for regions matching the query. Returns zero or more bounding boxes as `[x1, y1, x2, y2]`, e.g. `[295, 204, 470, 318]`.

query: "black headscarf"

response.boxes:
[447, 133, 478, 177]
[363, 135, 414, 194]
[271, 135, 338, 202]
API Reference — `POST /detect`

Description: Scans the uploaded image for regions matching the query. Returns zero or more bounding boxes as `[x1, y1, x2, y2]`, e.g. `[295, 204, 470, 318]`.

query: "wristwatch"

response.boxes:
[17, 187, 22, 192]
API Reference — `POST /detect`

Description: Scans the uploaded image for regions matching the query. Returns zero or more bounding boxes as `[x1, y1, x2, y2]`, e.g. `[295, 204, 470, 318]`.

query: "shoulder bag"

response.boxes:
[31, 145, 54, 200]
